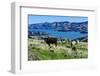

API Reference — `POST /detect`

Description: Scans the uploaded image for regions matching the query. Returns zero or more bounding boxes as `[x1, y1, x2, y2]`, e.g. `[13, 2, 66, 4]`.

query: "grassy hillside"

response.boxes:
[28, 38, 88, 61]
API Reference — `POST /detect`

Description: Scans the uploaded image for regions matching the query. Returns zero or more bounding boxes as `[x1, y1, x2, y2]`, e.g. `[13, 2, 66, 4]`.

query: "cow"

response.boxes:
[43, 37, 57, 48]
[70, 40, 79, 57]
[65, 39, 79, 52]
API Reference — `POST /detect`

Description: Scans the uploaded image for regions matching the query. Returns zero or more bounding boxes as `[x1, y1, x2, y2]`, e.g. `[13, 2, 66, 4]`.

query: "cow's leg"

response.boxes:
[48, 43, 52, 48]
[55, 43, 57, 47]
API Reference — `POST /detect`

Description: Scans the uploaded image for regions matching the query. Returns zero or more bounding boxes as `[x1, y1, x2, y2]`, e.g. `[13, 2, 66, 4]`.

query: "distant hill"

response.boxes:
[28, 21, 88, 33]
[72, 36, 88, 42]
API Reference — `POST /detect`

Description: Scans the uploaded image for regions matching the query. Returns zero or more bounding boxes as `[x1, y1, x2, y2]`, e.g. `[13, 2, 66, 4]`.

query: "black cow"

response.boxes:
[43, 37, 57, 47]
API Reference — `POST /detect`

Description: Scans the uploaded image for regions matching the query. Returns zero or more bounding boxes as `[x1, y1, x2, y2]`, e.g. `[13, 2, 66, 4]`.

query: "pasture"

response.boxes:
[28, 37, 88, 61]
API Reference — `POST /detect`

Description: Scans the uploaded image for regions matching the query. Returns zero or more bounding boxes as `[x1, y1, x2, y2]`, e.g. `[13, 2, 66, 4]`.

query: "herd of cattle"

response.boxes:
[42, 37, 79, 51]
[29, 36, 80, 52]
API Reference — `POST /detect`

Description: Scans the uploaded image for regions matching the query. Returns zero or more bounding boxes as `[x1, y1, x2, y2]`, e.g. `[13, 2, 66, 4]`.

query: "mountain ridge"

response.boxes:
[28, 21, 88, 33]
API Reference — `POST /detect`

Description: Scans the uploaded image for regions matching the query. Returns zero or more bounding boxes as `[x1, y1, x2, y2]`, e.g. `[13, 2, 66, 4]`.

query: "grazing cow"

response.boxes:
[70, 40, 79, 51]
[43, 37, 57, 47]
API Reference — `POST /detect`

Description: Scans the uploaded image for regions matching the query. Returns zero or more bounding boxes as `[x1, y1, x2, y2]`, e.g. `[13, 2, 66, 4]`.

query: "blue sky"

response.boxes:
[28, 15, 88, 24]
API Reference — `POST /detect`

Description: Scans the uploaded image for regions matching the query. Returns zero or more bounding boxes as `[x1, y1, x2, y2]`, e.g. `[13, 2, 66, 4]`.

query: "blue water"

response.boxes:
[30, 29, 87, 40]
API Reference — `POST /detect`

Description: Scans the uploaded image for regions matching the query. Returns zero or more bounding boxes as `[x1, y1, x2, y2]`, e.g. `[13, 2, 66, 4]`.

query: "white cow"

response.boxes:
[71, 40, 79, 51]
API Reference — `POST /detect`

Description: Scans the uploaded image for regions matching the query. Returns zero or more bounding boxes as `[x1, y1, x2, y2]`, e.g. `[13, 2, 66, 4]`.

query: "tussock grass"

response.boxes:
[28, 38, 88, 61]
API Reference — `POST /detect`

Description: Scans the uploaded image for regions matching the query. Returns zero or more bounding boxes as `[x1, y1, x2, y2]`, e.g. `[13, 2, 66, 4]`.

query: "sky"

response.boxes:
[28, 15, 88, 24]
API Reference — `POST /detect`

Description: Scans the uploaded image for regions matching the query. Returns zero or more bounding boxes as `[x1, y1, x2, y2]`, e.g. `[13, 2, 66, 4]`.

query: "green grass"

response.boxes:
[28, 38, 88, 61]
